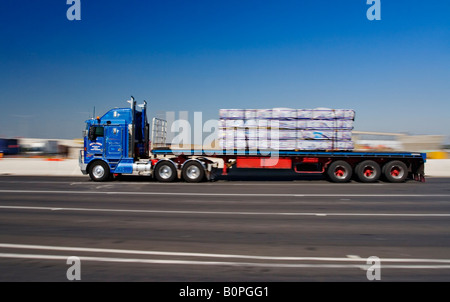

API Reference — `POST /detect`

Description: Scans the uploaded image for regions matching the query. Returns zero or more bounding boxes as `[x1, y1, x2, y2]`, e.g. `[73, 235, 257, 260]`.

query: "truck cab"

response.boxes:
[80, 97, 150, 181]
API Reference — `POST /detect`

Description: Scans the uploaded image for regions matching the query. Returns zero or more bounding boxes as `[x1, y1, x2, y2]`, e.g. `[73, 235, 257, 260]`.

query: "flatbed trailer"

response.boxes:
[150, 149, 426, 183]
[79, 98, 426, 183]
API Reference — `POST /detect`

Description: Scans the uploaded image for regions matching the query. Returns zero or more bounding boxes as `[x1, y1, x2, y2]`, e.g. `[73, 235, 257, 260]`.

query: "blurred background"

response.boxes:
[1, 0, 449, 161]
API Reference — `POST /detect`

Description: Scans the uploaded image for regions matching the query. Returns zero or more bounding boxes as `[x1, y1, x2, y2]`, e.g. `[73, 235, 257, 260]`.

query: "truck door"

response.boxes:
[87, 125, 104, 154]
[105, 126, 123, 159]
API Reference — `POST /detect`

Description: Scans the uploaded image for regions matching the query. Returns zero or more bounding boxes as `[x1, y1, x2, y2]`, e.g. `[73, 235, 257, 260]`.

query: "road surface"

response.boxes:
[0, 174, 449, 283]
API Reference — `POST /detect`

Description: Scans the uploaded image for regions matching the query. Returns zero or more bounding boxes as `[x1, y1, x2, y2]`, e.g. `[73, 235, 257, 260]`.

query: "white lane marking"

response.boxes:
[0, 243, 375, 261]
[346, 255, 362, 259]
[0, 189, 449, 198]
[1, 243, 450, 265]
[1, 253, 450, 269]
[0, 253, 374, 268]
[0, 243, 450, 269]
[0, 205, 450, 217]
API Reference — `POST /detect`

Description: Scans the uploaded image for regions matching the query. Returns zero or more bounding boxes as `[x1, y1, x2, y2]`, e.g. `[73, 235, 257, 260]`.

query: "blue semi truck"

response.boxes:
[79, 97, 426, 183]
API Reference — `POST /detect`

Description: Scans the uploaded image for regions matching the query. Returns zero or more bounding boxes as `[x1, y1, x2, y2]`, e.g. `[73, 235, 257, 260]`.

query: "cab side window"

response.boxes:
[88, 126, 104, 140]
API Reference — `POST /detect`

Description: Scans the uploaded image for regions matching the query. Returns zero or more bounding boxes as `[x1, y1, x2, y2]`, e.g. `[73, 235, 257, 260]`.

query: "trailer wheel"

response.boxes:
[355, 160, 381, 183]
[154, 162, 177, 182]
[88, 161, 110, 182]
[182, 161, 205, 183]
[383, 161, 408, 183]
[327, 160, 352, 183]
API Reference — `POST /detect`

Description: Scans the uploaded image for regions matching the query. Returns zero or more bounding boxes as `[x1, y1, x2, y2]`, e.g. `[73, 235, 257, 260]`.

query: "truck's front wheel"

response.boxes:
[88, 161, 110, 182]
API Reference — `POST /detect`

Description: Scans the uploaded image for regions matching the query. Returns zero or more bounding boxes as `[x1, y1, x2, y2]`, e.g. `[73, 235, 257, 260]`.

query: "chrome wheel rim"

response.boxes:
[93, 165, 105, 179]
[186, 165, 200, 180]
[159, 165, 173, 179]
[362, 165, 377, 179]
[334, 165, 348, 179]
[390, 166, 405, 179]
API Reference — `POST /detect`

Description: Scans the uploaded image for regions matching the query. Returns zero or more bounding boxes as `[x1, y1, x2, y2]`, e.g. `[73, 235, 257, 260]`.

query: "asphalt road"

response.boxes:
[0, 174, 449, 283]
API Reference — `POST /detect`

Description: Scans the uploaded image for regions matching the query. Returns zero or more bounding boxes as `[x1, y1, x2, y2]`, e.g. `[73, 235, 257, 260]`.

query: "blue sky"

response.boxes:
[0, 0, 449, 142]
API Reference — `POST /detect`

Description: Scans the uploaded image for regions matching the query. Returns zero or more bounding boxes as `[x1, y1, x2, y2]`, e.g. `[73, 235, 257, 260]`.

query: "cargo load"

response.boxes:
[218, 108, 355, 150]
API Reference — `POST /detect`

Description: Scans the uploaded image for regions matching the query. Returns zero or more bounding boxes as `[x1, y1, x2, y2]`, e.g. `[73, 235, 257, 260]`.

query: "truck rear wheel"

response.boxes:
[383, 161, 408, 183]
[182, 161, 205, 183]
[355, 160, 381, 183]
[327, 160, 352, 183]
[154, 162, 177, 182]
[88, 161, 110, 182]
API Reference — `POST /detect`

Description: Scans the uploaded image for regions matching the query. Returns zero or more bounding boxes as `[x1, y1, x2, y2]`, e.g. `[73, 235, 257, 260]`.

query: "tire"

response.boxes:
[154, 162, 177, 182]
[355, 160, 381, 183]
[327, 160, 353, 183]
[182, 161, 205, 183]
[88, 161, 110, 182]
[383, 160, 408, 183]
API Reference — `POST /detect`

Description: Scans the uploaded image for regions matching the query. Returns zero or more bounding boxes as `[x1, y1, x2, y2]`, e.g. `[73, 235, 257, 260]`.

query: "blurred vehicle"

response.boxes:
[0, 138, 20, 155]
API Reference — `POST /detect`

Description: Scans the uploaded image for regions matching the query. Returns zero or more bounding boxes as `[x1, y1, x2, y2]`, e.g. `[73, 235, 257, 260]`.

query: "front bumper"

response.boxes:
[79, 150, 88, 175]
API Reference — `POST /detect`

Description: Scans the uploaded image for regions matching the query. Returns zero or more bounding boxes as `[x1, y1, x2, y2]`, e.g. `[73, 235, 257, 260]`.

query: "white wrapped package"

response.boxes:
[218, 128, 227, 140]
[235, 129, 246, 140]
[278, 120, 297, 129]
[218, 120, 227, 127]
[244, 119, 258, 128]
[297, 140, 332, 150]
[334, 141, 354, 150]
[235, 139, 247, 149]
[258, 129, 271, 140]
[278, 130, 297, 140]
[256, 109, 272, 119]
[247, 139, 258, 149]
[225, 119, 245, 128]
[297, 120, 308, 129]
[301, 130, 334, 140]
[297, 109, 313, 119]
[246, 129, 258, 140]
[245, 109, 257, 119]
[272, 108, 296, 119]
[335, 120, 354, 129]
[306, 120, 336, 129]
[335, 131, 352, 140]
[271, 140, 297, 150]
[224, 131, 235, 140]
[334, 109, 355, 120]
[219, 109, 228, 119]
[312, 108, 335, 119]
[219, 107, 355, 150]
[227, 109, 245, 119]
[219, 138, 235, 150]
[220, 128, 245, 140]
[258, 139, 270, 149]
[257, 119, 269, 128]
